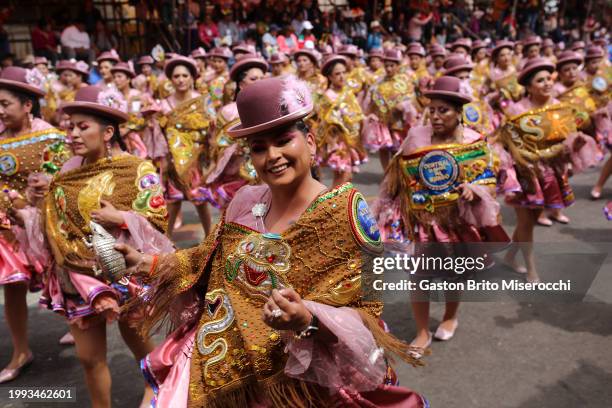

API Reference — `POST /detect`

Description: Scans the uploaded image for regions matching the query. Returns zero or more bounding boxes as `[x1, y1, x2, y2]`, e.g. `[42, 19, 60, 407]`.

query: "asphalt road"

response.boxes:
[1, 154, 611, 408]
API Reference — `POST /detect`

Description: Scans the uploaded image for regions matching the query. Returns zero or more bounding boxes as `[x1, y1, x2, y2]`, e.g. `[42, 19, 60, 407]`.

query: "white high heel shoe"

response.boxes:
[434, 320, 459, 341]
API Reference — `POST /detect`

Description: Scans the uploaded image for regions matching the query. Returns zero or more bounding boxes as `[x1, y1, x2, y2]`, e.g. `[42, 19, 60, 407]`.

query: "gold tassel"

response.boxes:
[357, 309, 425, 367]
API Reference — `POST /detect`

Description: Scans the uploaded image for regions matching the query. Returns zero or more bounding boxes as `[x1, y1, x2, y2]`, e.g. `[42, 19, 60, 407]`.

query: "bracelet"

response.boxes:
[149, 255, 159, 276]
[294, 314, 319, 340]
[119, 222, 129, 230]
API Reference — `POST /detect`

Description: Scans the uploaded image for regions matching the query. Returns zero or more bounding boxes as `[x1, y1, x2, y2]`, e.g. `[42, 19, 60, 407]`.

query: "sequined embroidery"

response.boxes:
[132, 161, 167, 218]
[348, 190, 383, 253]
[77, 171, 115, 228]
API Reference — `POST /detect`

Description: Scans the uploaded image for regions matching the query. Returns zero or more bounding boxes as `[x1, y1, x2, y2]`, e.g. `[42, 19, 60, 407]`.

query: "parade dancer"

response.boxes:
[116, 76, 427, 408]
[499, 58, 599, 282]
[373, 76, 510, 354]
[158, 56, 216, 236]
[0, 67, 70, 383]
[363, 48, 415, 171]
[206, 47, 232, 111]
[134, 55, 158, 97]
[318, 55, 366, 187]
[95, 49, 120, 88]
[11, 85, 174, 407]
[202, 54, 268, 209]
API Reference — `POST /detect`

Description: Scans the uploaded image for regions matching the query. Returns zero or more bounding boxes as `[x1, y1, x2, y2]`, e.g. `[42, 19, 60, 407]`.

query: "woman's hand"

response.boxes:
[262, 288, 312, 332]
[458, 183, 480, 202]
[7, 208, 25, 228]
[26, 173, 51, 205]
[114, 243, 154, 276]
[91, 200, 125, 227]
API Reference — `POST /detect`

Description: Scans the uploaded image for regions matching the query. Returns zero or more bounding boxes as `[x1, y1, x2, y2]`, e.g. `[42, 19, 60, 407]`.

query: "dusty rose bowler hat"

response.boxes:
[423, 76, 472, 105]
[62, 86, 128, 123]
[0, 67, 46, 97]
[228, 76, 314, 138]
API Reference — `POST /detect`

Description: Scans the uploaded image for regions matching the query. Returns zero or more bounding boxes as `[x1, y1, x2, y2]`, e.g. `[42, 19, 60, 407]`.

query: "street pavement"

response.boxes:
[1, 154, 611, 407]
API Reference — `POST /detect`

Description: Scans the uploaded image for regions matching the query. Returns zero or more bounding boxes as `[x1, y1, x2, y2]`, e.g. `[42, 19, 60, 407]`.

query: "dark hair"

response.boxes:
[322, 59, 346, 78]
[96, 116, 127, 151]
[0, 88, 42, 118]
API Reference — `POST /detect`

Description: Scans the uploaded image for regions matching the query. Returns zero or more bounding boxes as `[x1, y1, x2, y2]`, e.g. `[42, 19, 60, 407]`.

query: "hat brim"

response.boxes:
[230, 59, 269, 82]
[518, 62, 555, 86]
[584, 52, 605, 60]
[56, 66, 89, 77]
[0, 79, 45, 97]
[444, 64, 474, 76]
[556, 57, 582, 69]
[110, 67, 136, 78]
[383, 56, 401, 63]
[97, 56, 120, 64]
[321, 56, 348, 75]
[62, 101, 129, 123]
[293, 50, 319, 67]
[164, 59, 198, 79]
[492, 44, 513, 59]
[228, 104, 313, 138]
[423, 90, 471, 105]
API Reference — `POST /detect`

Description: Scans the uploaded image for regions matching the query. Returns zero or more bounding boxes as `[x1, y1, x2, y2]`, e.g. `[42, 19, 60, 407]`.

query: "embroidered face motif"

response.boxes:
[225, 232, 291, 299]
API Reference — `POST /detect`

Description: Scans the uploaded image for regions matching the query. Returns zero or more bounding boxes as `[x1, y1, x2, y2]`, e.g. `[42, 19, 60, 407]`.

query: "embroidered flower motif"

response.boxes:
[252, 203, 267, 218]
[25, 68, 45, 90]
[98, 87, 128, 113]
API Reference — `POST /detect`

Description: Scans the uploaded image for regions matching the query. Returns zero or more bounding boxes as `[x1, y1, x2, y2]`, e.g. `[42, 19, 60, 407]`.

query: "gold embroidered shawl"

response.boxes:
[370, 73, 414, 130]
[142, 184, 416, 407]
[557, 83, 597, 130]
[45, 155, 168, 278]
[317, 87, 365, 155]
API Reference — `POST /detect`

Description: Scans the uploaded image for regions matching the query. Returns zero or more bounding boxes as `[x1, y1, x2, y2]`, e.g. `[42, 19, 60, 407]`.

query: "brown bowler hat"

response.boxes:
[443, 55, 474, 76]
[229, 55, 269, 82]
[321, 54, 348, 76]
[518, 57, 555, 86]
[62, 85, 128, 123]
[0, 66, 46, 97]
[110, 62, 136, 78]
[164, 55, 198, 78]
[423, 76, 471, 105]
[555, 51, 583, 70]
[228, 76, 313, 138]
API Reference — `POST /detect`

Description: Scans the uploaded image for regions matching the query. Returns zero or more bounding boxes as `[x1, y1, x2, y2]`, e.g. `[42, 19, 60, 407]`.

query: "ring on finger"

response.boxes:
[271, 308, 282, 318]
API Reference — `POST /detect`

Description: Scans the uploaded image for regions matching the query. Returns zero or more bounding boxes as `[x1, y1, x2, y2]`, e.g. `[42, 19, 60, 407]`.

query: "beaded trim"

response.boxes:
[0, 128, 64, 150]
[306, 182, 353, 212]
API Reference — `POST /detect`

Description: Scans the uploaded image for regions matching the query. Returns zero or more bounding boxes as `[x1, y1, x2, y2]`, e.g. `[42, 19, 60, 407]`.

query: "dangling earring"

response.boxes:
[310, 154, 316, 167]
[105, 140, 113, 161]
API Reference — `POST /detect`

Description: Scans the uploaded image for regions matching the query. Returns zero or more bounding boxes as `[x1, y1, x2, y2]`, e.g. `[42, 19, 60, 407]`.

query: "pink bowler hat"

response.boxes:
[555, 51, 583, 69]
[542, 38, 554, 49]
[383, 48, 402, 63]
[522, 35, 542, 48]
[62, 85, 128, 123]
[208, 47, 233, 60]
[190, 47, 207, 60]
[56, 60, 90, 77]
[451, 38, 472, 52]
[518, 57, 555, 86]
[229, 55, 269, 82]
[443, 55, 474, 76]
[492, 40, 514, 60]
[232, 43, 256, 55]
[367, 48, 384, 60]
[338, 44, 359, 58]
[471, 40, 487, 52]
[0, 66, 46, 97]
[110, 61, 136, 78]
[34, 56, 48, 66]
[571, 41, 586, 51]
[320, 44, 333, 58]
[164, 55, 198, 78]
[584, 45, 605, 61]
[321, 54, 348, 76]
[96, 49, 121, 64]
[292, 48, 320, 66]
[228, 76, 313, 138]
[137, 55, 154, 66]
[429, 44, 446, 58]
[423, 76, 472, 105]
[406, 43, 426, 57]
[268, 53, 288, 65]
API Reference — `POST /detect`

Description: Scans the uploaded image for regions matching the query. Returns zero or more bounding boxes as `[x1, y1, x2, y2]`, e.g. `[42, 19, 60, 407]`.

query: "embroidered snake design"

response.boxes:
[196, 289, 235, 377]
[518, 114, 545, 153]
